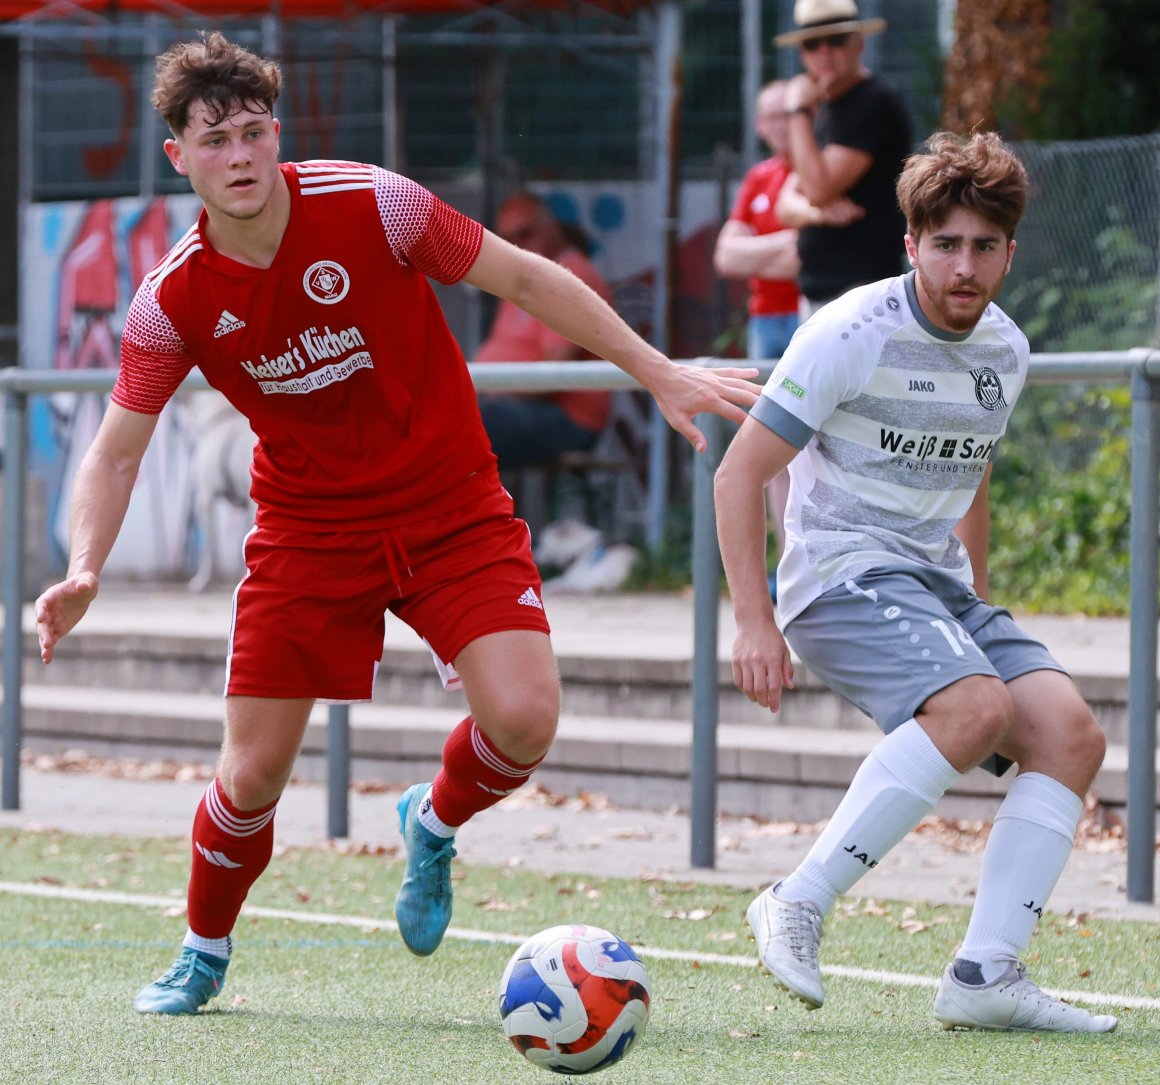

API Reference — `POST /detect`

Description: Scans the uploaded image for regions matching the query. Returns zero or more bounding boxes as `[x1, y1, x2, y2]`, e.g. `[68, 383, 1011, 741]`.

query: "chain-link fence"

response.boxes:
[13, 8, 660, 201]
[1004, 134, 1160, 354]
[10, 2, 956, 199]
[710, 133, 1160, 353]
[988, 133, 1150, 543]
[966, 137, 1155, 615]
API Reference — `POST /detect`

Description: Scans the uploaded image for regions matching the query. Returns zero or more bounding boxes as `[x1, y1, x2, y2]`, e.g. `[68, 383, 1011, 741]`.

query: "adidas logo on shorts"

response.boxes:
[517, 587, 543, 610]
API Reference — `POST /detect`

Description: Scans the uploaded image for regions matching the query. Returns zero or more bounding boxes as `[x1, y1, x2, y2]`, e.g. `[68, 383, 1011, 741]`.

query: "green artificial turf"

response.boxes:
[1, 829, 1156, 1085]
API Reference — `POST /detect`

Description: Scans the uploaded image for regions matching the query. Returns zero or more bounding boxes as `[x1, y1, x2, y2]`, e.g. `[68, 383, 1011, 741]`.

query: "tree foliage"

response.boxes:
[989, 385, 1130, 614]
[941, 0, 1051, 135]
[941, 0, 1160, 139]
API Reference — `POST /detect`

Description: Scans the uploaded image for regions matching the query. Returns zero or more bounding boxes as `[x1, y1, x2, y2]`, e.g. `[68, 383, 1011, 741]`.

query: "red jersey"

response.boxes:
[114, 162, 498, 530]
[727, 157, 799, 318]
[474, 246, 613, 432]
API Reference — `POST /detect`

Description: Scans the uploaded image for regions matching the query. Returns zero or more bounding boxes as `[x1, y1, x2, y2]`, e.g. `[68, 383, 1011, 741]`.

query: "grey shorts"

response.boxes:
[783, 564, 1067, 776]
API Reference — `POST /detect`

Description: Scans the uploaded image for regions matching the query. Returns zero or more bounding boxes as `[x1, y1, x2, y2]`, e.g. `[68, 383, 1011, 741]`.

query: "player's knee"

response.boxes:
[979, 690, 1016, 746]
[1003, 701, 1106, 794]
[1067, 708, 1106, 777]
[477, 681, 560, 765]
[948, 680, 1014, 752]
[218, 758, 288, 811]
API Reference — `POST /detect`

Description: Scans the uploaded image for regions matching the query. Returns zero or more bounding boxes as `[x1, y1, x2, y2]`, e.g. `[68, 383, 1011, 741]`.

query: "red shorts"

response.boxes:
[225, 486, 550, 700]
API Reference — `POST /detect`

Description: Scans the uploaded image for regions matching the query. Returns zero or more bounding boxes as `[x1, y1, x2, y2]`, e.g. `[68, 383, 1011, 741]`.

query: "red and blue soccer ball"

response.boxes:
[498, 923, 652, 1075]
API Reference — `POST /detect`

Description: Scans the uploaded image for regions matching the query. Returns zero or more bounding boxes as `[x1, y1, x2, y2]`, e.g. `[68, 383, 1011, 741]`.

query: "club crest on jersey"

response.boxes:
[303, 260, 350, 305]
[970, 366, 1006, 411]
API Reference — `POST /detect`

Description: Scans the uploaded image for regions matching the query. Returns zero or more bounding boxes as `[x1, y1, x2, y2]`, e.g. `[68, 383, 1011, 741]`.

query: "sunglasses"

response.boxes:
[800, 32, 853, 52]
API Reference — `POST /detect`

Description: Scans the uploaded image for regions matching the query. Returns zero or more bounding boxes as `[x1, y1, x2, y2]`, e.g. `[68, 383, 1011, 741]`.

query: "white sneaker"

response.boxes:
[745, 884, 825, 1009]
[933, 960, 1118, 1033]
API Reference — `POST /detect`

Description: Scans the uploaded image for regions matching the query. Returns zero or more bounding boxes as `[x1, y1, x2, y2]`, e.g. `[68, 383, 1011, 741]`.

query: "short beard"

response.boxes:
[916, 267, 989, 333]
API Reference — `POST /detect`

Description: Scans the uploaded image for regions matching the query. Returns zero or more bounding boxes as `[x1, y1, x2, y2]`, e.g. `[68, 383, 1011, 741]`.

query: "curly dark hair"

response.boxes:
[152, 31, 281, 135]
[896, 131, 1029, 241]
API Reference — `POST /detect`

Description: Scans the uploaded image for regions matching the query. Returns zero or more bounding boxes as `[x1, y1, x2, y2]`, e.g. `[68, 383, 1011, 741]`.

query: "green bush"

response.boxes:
[989, 385, 1131, 614]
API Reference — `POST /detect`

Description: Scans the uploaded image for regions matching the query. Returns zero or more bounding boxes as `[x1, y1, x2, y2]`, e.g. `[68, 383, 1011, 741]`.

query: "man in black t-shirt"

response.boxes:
[773, 0, 913, 316]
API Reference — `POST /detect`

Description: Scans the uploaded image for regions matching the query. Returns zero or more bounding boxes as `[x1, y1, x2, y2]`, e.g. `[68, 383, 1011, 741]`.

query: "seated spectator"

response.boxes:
[475, 192, 614, 470]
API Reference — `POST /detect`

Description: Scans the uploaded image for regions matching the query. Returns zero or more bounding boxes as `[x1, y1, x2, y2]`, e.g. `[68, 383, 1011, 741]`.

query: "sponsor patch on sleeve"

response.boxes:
[779, 375, 806, 400]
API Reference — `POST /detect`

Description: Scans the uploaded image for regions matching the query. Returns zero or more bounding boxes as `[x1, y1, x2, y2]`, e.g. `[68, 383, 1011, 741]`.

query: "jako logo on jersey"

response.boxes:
[214, 309, 246, 337]
[971, 366, 1006, 410]
[908, 379, 935, 392]
[517, 587, 543, 610]
[303, 260, 351, 305]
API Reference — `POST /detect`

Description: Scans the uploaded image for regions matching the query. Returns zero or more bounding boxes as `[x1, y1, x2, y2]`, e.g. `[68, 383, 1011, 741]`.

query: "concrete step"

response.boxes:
[16, 626, 1142, 743]
[15, 683, 1157, 823]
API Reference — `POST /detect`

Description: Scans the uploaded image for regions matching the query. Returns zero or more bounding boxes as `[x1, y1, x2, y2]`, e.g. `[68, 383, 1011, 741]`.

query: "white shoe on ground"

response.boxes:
[745, 883, 825, 1009]
[933, 959, 1118, 1033]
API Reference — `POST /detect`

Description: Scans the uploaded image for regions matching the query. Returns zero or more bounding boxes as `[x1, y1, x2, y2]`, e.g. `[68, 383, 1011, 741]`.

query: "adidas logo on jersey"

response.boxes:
[517, 587, 543, 610]
[213, 309, 247, 338]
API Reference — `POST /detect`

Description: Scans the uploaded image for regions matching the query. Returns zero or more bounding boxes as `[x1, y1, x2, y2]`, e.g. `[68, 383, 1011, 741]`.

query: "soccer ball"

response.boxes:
[498, 923, 651, 1075]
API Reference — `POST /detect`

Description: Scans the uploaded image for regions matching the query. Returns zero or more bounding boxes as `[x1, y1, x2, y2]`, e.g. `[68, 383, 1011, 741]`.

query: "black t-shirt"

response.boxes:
[797, 74, 913, 303]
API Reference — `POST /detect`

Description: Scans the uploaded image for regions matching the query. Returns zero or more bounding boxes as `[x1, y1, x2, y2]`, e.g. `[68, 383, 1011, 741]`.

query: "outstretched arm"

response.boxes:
[464, 231, 759, 453]
[36, 403, 158, 662]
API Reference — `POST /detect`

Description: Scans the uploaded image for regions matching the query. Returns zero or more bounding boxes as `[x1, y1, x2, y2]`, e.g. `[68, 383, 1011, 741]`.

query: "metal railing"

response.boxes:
[3, 351, 1159, 902]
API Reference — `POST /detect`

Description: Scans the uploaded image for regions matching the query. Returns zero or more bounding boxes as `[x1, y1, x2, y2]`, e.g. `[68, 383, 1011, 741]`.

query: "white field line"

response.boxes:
[3, 880, 1158, 1012]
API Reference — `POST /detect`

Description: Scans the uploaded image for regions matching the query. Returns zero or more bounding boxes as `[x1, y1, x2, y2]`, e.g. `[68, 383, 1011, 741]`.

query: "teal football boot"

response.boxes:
[134, 947, 229, 1014]
[394, 783, 457, 956]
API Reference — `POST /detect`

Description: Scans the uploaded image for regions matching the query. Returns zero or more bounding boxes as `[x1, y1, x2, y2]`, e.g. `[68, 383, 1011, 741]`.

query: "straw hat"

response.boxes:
[774, 0, 887, 47]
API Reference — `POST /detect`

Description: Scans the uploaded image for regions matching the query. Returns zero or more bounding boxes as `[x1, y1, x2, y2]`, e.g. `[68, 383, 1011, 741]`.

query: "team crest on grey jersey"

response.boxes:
[970, 366, 1006, 410]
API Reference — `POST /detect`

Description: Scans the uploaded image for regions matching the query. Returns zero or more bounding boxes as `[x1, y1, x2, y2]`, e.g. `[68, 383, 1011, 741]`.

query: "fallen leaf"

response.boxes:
[898, 920, 930, 935]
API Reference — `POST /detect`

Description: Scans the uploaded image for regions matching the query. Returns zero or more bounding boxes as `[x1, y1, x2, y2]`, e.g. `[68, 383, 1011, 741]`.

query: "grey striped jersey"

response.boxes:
[751, 271, 1029, 626]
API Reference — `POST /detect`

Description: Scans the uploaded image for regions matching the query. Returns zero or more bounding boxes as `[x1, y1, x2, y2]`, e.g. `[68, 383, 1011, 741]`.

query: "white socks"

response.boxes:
[779, 719, 960, 914]
[417, 785, 458, 839]
[955, 771, 1083, 984]
[183, 929, 232, 960]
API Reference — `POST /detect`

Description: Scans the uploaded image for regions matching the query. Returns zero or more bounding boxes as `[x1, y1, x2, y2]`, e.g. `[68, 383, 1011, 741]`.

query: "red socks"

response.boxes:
[186, 777, 277, 939]
[430, 717, 542, 829]
[186, 721, 535, 936]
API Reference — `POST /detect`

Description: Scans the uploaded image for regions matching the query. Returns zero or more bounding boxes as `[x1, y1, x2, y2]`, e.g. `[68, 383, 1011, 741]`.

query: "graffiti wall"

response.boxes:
[22, 194, 207, 580]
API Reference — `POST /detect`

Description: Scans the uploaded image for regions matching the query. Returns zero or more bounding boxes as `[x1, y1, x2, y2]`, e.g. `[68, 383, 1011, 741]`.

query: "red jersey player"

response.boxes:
[33, 32, 759, 1015]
